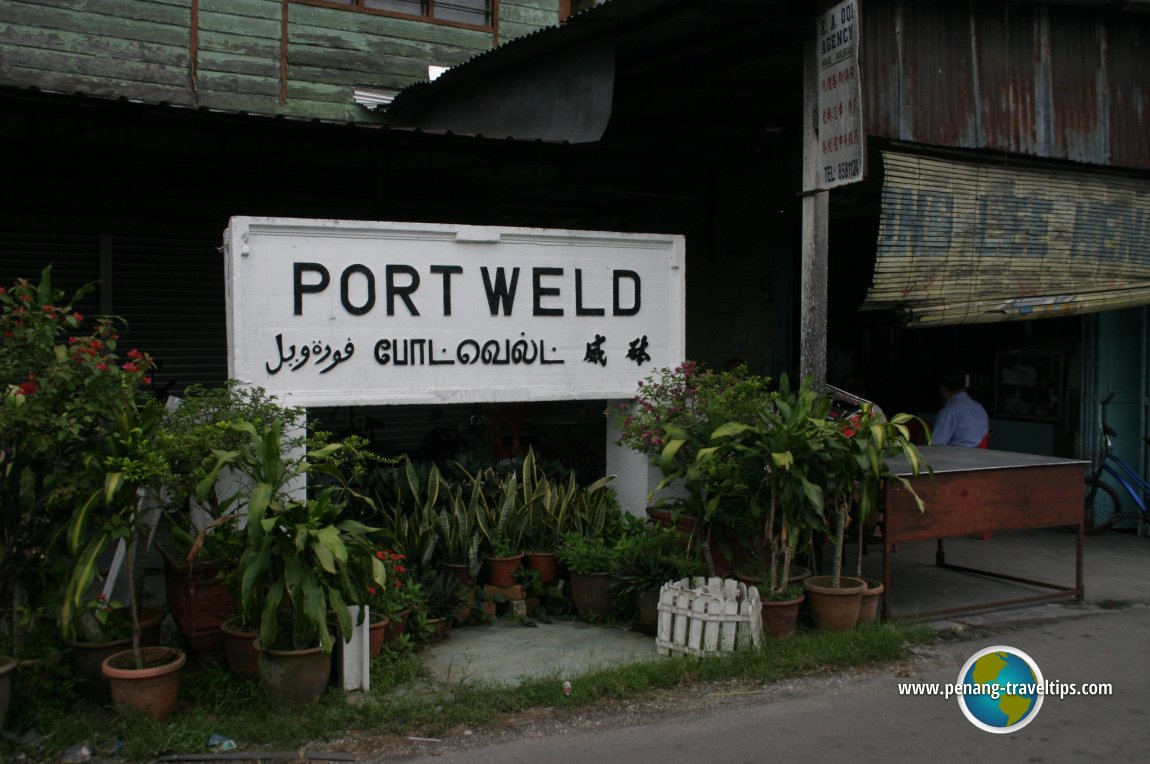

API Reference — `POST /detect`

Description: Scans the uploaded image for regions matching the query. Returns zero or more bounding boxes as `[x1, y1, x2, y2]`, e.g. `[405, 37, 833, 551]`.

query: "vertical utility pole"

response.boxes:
[801, 37, 829, 388]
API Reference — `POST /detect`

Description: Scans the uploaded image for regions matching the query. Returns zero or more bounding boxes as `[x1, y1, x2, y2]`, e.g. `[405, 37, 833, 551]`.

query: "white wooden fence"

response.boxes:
[656, 577, 763, 657]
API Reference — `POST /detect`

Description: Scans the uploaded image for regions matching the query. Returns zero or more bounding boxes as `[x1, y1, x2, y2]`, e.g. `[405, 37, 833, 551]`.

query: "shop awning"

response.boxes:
[862, 151, 1150, 326]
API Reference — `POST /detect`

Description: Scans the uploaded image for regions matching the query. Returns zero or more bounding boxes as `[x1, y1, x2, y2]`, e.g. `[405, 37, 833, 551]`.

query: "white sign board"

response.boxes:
[816, 0, 864, 189]
[223, 217, 686, 407]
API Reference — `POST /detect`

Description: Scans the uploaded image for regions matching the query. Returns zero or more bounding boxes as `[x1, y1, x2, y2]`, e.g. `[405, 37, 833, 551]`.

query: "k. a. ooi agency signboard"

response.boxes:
[223, 218, 686, 406]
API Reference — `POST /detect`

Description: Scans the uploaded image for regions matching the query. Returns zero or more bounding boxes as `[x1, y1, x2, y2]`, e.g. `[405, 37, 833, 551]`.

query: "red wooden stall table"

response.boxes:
[881, 446, 1087, 620]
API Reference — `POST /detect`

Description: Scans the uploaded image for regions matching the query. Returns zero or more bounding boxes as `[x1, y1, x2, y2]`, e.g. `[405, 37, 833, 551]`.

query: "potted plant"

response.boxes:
[517, 450, 566, 585]
[522, 455, 617, 586]
[477, 469, 528, 587]
[371, 457, 445, 579]
[198, 419, 385, 707]
[360, 549, 410, 657]
[616, 361, 772, 576]
[154, 382, 307, 663]
[58, 368, 190, 720]
[803, 393, 929, 631]
[696, 375, 833, 637]
[838, 402, 929, 624]
[417, 571, 466, 640]
[1, 269, 156, 667]
[612, 529, 704, 630]
[558, 532, 618, 621]
[434, 470, 483, 586]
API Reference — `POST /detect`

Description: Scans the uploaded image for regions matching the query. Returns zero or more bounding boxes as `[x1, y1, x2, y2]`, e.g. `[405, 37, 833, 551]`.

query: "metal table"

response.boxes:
[881, 446, 1087, 619]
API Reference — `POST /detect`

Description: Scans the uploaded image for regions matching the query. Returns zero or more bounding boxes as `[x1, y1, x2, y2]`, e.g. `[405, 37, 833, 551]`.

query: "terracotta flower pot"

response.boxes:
[525, 551, 560, 585]
[425, 616, 452, 641]
[803, 575, 866, 631]
[256, 640, 331, 708]
[569, 572, 614, 621]
[788, 566, 813, 586]
[438, 562, 472, 586]
[762, 593, 805, 639]
[368, 615, 390, 658]
[66, 606, 164, 702]
[220, 616, 260, 679]
[160, 547, 235, 666]
[484, 554, 524, 587]
[101, 646, 186, 722]
[384, 609, 411, 645]
[858, 578, 885, 624]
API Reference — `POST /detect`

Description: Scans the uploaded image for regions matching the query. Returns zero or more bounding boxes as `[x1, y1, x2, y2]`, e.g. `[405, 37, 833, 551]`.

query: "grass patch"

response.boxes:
[1, 623, 931, 761]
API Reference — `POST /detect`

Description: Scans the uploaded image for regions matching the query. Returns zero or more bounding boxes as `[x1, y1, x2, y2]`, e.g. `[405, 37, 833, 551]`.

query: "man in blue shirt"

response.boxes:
[931, 370, 990, 447]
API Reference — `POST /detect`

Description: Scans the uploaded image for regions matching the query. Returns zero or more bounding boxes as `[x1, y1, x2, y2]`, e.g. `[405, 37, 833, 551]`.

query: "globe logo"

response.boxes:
[956, 646, 1044, 733]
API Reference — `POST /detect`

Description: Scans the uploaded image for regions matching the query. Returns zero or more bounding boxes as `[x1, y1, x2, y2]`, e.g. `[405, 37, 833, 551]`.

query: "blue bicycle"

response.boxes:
[1083, 393, 1150, 533]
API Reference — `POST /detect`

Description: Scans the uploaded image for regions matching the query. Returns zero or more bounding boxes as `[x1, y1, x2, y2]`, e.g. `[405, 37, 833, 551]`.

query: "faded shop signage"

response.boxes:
[223, 218, 686, 406]
[816, 0, 864, 190]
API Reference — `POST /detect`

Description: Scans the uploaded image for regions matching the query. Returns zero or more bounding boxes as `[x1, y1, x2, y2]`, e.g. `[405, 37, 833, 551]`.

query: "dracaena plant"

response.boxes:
[197, 419, 385, 653]
[829, 403, 931, 587]
[699, 375, 835, 599]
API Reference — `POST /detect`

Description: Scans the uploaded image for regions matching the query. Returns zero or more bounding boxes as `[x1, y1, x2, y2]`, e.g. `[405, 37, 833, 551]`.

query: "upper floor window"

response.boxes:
[307, 1, 493, 29]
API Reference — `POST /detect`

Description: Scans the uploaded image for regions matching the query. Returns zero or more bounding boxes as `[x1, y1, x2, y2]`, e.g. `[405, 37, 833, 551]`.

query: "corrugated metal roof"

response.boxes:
[861, 1, 1150, 170]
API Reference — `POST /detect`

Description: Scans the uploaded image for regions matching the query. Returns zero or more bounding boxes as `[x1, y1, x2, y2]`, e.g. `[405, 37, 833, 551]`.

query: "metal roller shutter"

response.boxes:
[112, 236, 228, 392]
[862, 151, 1150, 326]
[0, 232, 102, 314]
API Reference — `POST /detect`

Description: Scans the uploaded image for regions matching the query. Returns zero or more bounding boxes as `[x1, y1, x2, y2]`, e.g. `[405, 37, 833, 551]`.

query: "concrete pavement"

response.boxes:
[414, 527, 1148, 689]
[384, 527, 1150, 762]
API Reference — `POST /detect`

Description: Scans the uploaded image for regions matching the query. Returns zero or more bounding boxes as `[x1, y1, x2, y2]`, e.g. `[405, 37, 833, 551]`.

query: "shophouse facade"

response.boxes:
[2, 1, 1149, 516]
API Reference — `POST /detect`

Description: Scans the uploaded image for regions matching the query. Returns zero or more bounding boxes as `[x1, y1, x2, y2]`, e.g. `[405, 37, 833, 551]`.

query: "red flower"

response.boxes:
[367, 586, 377, 596]
[375, 550, 385, 560]
[127, 348, 143, 359]
[142, 377, 153, 385]
[96, 363, 109, 372]
[18, 294, 32, 303]
[42, 304, 56, 313]
[17, 380, 37, 396]
[88, 339, 103, 349]
[69, 336, 80, 344]
[72, 312, 83, 322]
[0, 287, 5, 295]
[394, 565, 408, 574]
[121, 362, 139, 373]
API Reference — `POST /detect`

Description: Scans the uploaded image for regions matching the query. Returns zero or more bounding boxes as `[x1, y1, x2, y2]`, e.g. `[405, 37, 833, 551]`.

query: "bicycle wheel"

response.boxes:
[1083, 478, 1122, 534]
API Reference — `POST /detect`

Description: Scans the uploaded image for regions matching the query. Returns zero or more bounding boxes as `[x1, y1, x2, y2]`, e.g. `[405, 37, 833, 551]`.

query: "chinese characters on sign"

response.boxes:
[224, 219, 686, 406]
[816, 0, 864, 189]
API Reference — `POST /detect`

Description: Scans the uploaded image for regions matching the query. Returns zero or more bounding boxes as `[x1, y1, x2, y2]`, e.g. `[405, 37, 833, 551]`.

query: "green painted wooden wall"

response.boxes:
[0, 0, 561, 123]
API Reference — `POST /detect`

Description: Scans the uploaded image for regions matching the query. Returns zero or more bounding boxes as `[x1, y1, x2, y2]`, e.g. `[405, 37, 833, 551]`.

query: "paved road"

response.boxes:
[395, 605, 1150, 763]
